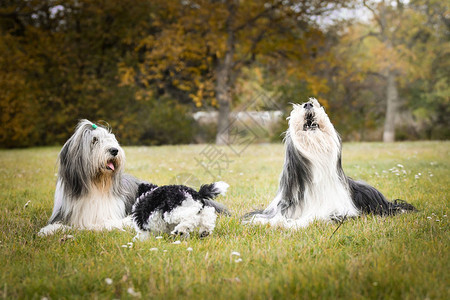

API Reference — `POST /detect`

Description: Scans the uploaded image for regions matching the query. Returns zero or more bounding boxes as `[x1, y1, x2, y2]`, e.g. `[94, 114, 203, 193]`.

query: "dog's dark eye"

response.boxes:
[92, 137, 98, 144]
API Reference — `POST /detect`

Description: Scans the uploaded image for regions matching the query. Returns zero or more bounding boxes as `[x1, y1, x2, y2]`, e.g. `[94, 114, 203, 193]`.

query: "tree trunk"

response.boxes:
[383, 70, 399, 142]
[215, 69, 232, 145]
[215, 1, 237, 145]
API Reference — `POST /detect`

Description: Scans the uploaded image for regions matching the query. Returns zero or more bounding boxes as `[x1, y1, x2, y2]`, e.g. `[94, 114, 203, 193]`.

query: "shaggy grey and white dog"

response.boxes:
[246, 98, 416, 229]
[39, 120, 140, 236]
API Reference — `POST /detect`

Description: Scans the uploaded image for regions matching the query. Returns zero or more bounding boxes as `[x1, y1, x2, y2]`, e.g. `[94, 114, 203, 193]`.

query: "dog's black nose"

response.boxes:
[109, 148, 119, 156]
[303, 102, 313, 110]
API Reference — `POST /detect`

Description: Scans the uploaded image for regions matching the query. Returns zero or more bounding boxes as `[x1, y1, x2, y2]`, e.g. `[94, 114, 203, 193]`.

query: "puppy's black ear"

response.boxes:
[138, 183, 157, 196]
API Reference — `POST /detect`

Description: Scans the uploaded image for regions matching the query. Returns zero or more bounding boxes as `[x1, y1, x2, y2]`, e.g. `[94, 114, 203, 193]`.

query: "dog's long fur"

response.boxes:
[246, 98, 416, 228]
[132, 181, 229, 240]
[39, 120, 141, 235]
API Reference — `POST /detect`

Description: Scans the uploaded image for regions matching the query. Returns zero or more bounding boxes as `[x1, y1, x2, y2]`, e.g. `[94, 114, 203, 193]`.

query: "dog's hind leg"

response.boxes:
[348, 178, 416, 215]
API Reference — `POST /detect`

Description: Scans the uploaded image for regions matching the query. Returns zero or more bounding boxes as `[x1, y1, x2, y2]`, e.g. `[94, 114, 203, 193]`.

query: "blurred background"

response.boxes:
[0, 0, 448, 148]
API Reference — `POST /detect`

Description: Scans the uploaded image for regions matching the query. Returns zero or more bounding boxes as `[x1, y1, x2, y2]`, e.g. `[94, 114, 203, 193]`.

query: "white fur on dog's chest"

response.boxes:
[295, 137, 358, 222]
[64, 186, 126, 229]
[298, 175, 357, 221]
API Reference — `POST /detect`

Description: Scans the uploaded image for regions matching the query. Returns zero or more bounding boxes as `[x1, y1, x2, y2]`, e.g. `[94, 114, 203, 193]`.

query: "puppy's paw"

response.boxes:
[170, 230, 190, 238]
[199, 231, 210, 238]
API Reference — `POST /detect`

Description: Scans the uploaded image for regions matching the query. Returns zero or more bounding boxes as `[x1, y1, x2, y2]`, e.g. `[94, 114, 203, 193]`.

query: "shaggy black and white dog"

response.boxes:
[39, 120, 141, 236]
[132, 181, 229, 240]
[246, 98, 416, 228]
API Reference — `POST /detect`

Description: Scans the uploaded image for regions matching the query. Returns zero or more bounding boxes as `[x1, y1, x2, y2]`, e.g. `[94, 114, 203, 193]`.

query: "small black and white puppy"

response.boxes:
[132, 181, 229, 240]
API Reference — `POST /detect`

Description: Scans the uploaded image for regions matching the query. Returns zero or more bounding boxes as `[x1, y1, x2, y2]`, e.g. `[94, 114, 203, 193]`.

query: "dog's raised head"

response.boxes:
[287, 98, 340, 158]
[59, 119, 125, 196]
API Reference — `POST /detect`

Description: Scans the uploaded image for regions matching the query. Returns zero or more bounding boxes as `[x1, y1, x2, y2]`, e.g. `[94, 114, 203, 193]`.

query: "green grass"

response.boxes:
[0, 142, 449, 299]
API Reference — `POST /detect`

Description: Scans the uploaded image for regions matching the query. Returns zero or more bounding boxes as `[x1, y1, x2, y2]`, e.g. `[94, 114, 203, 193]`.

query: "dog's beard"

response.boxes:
[91, 139, 125, 190]
[93, 149, 123, 177]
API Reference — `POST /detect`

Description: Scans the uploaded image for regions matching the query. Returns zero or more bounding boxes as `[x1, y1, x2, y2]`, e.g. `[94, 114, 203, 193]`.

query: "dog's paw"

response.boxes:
[38, 223, 71, 236]
[170, 230, 190, 238]
[330, 214, 347, 223]
[133, 231, 151, 241]
[199, 231, 210, 238]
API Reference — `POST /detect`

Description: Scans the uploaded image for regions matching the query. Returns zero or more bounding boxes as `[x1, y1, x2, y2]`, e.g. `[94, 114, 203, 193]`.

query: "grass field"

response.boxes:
[0, 141, 448, 299]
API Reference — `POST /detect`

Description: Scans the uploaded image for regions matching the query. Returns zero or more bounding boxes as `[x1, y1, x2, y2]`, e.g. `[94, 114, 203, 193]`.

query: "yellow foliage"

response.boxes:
[118, 63, 136, 87]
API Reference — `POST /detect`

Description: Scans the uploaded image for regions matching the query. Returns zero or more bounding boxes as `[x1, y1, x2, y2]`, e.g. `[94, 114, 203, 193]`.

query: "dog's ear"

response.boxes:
[138, 183, 157, 196]
[59, 139, 70, 169]
[58, 134, 89, 198]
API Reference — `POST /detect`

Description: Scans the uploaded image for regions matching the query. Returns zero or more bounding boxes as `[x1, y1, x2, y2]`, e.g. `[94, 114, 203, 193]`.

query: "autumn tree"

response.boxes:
[0, 0, 194, 147]
[120, 0, 350, 144]
[357, 0, 449, 142]
[403, 0, 449, 139]
[2, 0, 446, 147]
[310, 0, 449, 142]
